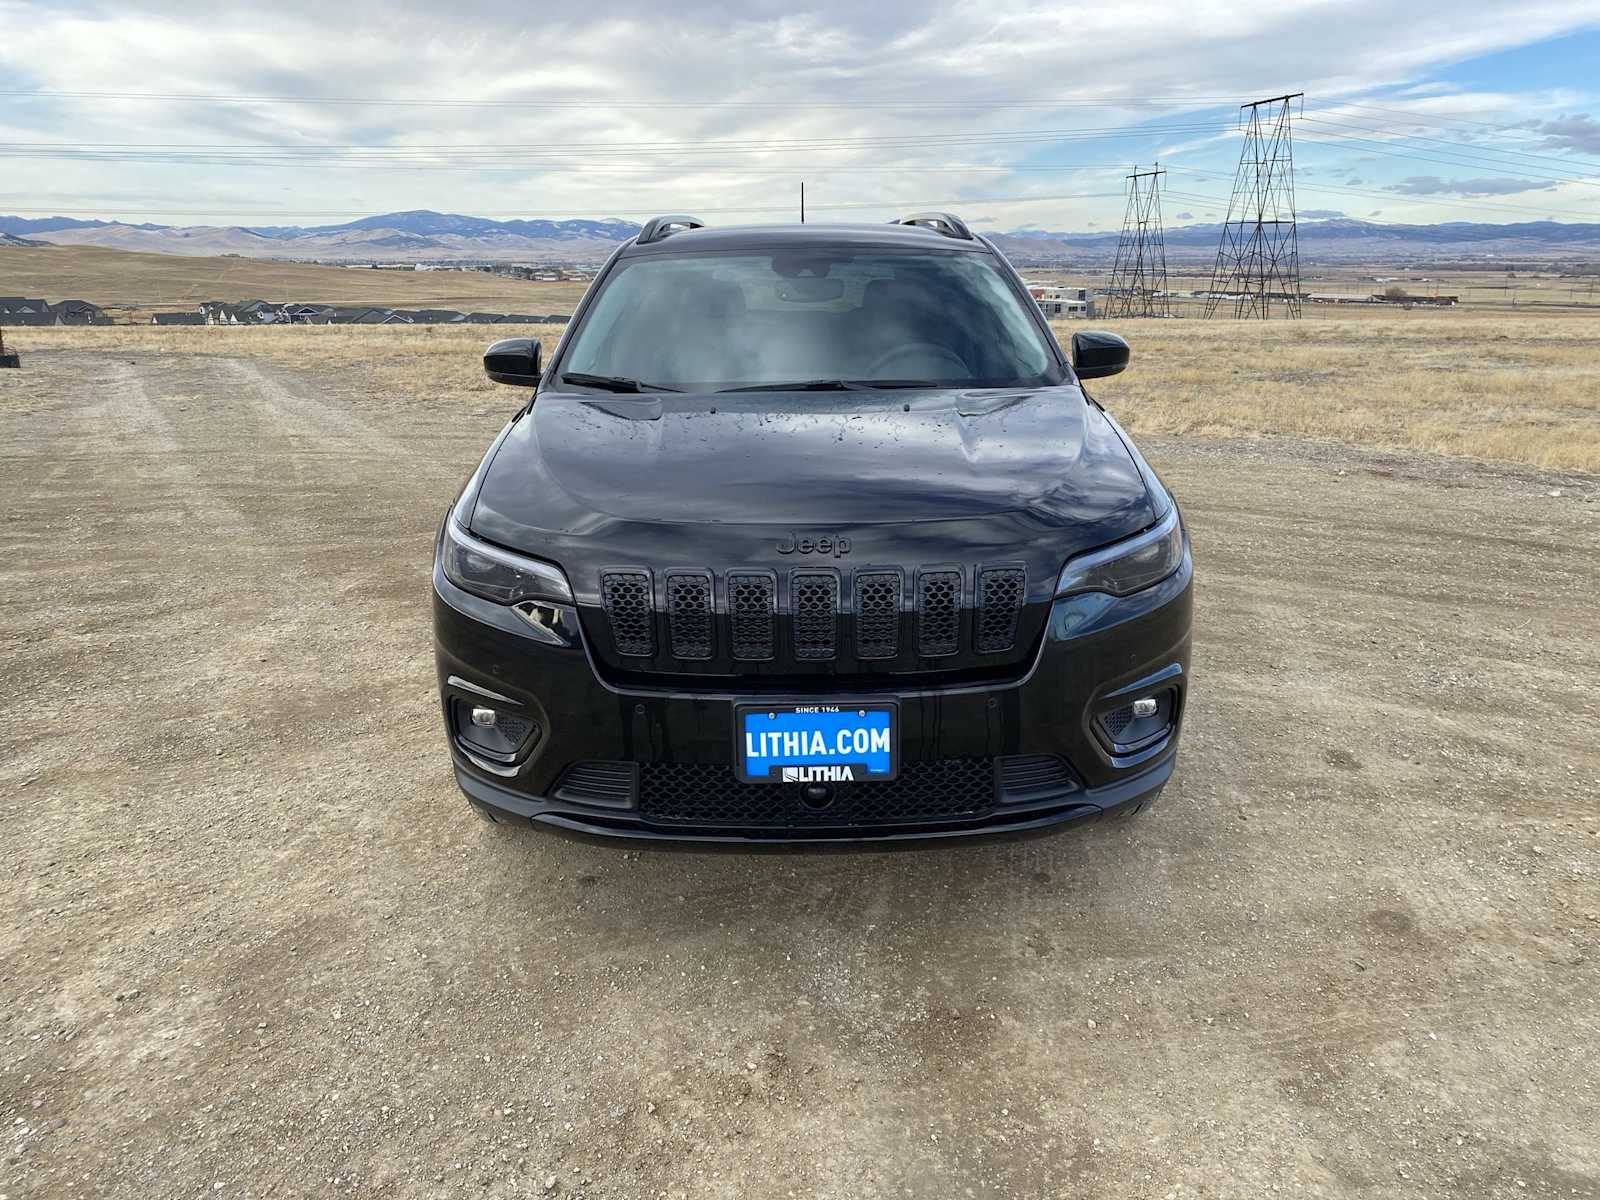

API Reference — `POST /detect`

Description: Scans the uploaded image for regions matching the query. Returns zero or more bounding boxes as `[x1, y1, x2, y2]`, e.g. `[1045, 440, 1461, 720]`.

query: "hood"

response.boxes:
[470, 386, 1155, 544]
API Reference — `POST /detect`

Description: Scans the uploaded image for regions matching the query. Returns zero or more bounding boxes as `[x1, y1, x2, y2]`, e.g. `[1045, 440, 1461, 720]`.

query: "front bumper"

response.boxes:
[432, 551, 1192, 847]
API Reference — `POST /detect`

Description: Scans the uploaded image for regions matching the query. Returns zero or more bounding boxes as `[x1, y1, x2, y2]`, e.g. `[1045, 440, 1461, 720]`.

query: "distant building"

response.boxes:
[52, 299, 111, 325]
[152, 312, 205, 326]
[1026, 284, 1094, 319]
[0, 297, 58, 325]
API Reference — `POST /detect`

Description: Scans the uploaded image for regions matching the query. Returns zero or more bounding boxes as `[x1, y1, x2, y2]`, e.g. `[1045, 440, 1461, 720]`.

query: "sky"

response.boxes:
[1, 0, 1599, 231]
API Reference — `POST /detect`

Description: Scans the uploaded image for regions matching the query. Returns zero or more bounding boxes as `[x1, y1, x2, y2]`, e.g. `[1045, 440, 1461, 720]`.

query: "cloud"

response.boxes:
[1301, 209, 1346, 219]
[1174, 211, 1194, 220]
[1369, 210, 1383, 217]
[1345, 177, 1365, 186]
[1388, 175, 1557, 196]
[1528, 113, 1600, 155]
[0, 0, 1597, 229]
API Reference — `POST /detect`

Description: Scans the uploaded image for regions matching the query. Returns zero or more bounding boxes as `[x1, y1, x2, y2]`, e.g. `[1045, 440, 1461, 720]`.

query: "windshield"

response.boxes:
[558, 248, 1060, 392]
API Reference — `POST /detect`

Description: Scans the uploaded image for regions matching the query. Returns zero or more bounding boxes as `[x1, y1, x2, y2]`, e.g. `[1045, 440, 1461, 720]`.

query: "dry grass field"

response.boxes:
[10, 307, 1600, 472]
[1067, 309, 1600, 472]
[0, 243, 591, 317]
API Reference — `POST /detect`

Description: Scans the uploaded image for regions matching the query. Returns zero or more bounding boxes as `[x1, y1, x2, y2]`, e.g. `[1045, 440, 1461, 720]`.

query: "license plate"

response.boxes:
[735, 702, 898, 784]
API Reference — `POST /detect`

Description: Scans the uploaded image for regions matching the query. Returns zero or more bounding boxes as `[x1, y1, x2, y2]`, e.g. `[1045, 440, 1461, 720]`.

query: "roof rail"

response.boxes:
[890, 212, 974, 241]
[636, 214, 706, 245]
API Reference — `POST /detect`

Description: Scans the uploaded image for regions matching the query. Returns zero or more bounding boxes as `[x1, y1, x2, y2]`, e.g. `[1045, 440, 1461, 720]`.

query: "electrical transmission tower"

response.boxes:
[1105, 164, 1169, 318]
[1205, 93, 1303, 319]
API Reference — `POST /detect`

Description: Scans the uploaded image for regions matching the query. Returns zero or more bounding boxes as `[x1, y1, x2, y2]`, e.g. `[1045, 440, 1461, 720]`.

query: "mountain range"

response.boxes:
[3, 209, 1599, 263]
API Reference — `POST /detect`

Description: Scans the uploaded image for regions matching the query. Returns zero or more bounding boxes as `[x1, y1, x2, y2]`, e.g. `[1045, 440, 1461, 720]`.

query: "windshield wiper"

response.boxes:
[560, 372, 681, 393]
[719, 378, 940, 393]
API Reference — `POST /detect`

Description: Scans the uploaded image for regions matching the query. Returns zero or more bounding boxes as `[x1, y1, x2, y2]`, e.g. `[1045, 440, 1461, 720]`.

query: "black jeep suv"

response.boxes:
[432, 212, 1192, 844]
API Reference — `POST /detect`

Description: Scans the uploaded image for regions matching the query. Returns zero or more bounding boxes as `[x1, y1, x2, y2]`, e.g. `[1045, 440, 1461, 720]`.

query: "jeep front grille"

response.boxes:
[595, 564, 1028, 672]
[853, 571, 901, 659]
[600, 571, 654, 656]
[792, 573, 839, 660]
[976, 567, 1025, 654]
[728, 571, 776, 661]
[915, 569, 961, 656]
[665, 571, 713, 659]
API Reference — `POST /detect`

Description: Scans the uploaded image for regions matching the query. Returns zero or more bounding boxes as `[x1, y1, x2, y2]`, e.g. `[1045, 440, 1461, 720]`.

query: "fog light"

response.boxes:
[453, 700, 539, 764]
[1095, 688, 1177, 754]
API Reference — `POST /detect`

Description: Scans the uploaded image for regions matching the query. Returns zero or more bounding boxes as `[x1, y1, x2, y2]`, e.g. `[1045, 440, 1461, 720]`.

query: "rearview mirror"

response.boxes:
[1071, 330, 1130, 380]
[484, 338, 542, 387]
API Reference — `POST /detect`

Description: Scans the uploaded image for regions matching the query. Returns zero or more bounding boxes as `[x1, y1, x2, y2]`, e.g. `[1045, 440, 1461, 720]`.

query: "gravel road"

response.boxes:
[3, 350, 1597, 1198]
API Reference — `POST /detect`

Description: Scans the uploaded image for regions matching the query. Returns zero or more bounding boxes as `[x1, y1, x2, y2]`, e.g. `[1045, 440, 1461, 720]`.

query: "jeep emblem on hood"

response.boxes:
[776, 532, 851, 557]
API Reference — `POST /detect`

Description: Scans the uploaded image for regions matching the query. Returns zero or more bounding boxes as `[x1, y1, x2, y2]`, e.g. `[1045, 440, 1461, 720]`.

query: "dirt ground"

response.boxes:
[2, 345, 1597, 1199]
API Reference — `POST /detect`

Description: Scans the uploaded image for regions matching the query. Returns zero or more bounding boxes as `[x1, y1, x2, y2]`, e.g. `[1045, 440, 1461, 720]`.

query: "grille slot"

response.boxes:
[601, 571, 655, 656]
[728, 572, 776, 661]
[791, 573, 839, 660]
[854, 571, 901, 659]
[552, 761, 638, 808]
[639, 758, 997, 828]
[665, 571, 713, 660]
[975, 567, 1024, 653]
[997, 755, 1079, 803]
[916, 569, 962, 657]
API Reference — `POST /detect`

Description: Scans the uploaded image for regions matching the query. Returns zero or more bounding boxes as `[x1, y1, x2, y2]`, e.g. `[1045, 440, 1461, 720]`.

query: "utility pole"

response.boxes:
[1105, 164, 1170, 318]
[1205, 93, 1304, 319]
[800, 181, 805, 224]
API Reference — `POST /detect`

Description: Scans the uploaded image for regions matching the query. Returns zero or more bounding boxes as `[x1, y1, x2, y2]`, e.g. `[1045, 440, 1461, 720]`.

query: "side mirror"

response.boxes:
[484, 338, 542, 387]
[1071, 330, 1130, 380]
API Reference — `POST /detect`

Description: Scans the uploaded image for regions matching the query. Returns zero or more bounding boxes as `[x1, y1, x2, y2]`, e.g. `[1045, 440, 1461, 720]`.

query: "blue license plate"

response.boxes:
[735, 702, 898, 784]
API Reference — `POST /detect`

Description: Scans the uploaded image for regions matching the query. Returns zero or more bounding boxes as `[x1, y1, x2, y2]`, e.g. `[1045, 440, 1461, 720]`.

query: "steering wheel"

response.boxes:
[865, 342, 970, 379]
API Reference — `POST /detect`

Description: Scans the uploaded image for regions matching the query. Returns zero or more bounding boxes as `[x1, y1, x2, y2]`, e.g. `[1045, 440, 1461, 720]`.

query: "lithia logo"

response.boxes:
[782, 765, 857, 782]
[775, 532, 851, 557]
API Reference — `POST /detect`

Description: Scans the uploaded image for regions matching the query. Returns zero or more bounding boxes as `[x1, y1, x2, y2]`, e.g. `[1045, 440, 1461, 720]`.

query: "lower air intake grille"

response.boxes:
[665, 571, 713, 659]
[996, 755, 1079, 803]
[854, 571, 901, 659]
[792, 573, 839, 660]
[552, 761, 638, 809]
[601, 571, 654, 656]
[975, 567, 1025, 653]
[916, 569, 962, 657]
[640, 758, 997, 828]
[728, 572, 775, 661]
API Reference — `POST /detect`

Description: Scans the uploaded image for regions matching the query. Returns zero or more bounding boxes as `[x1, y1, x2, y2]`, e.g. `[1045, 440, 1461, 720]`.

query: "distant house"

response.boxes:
[464, 312, 503, 324]
[52, 299, 111, 325]
[0, 297, 58, 325]
[282, 304, 335, 324]
[327, 307, 411, 325]
[496, 314, 544, 324]
[408, 309, 466, 324]
[200, 301, 242, 325]
[152, 312, 205, 326]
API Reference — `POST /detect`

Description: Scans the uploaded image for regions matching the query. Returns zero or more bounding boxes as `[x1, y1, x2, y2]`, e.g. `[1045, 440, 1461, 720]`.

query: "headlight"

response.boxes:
[1056, 505, 1185, 598]
[440, 516, 573, 604]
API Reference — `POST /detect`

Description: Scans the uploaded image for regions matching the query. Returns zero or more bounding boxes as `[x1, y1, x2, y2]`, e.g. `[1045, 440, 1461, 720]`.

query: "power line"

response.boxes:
[1301, 108, 1600, 173]
[1296, 117, 1600, 188]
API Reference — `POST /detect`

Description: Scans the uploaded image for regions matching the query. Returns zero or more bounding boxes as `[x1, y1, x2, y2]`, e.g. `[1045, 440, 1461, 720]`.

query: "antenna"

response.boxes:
[1205, 93, 1304, 319]
[800, 181, 806, 224]
[1105, 163, 1169, 318]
